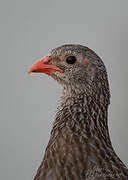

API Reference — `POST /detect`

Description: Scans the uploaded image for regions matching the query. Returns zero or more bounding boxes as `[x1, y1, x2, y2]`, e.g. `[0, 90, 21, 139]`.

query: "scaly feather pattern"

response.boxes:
[30, 44, 128, 180]
[34, 91, 128, 179]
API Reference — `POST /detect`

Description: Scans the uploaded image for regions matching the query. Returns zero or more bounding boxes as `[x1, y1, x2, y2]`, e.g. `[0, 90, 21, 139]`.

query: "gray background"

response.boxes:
[0, 0, 128, 179]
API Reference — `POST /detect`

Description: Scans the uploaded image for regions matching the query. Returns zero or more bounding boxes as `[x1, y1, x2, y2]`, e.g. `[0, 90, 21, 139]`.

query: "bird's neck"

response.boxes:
[51, 89, 112, 148]
[47, 89, 127, 178]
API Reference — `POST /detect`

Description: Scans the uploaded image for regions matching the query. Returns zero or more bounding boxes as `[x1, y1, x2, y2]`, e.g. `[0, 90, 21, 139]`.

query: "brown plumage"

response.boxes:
[29, 44, 128, 179]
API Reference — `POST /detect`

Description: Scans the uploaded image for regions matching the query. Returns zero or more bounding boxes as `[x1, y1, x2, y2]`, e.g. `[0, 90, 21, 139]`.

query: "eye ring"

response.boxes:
[66, 56, 76, 64]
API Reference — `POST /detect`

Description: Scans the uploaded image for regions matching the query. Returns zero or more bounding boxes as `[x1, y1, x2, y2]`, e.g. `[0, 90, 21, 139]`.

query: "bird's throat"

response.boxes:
[46, 92, 119, 175]
[51, 91, 112, 148]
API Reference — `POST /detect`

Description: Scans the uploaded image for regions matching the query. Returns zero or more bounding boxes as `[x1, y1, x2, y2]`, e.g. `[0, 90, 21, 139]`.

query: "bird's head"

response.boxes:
[28, 44, 110, 104]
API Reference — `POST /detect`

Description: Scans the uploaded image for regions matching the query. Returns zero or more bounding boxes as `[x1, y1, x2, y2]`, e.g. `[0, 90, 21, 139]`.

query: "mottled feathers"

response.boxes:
[32, 44, 128, 180]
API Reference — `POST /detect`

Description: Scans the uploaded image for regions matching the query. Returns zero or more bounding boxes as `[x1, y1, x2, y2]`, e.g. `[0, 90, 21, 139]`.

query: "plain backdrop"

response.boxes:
[0, 0, 128, 179]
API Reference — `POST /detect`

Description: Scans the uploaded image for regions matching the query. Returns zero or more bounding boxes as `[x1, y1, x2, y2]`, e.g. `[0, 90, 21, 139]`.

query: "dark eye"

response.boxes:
[66, 56, 76, 64]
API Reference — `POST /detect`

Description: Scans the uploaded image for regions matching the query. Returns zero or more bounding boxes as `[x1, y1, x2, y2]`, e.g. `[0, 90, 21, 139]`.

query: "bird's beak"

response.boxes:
[28, 56, 63, 75]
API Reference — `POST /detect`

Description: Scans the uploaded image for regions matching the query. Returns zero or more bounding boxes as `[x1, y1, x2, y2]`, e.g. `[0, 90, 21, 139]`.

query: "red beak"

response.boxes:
[28, 56, 63, 75]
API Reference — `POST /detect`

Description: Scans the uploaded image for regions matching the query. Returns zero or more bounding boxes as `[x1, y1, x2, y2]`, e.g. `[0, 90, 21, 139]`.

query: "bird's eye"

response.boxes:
[66, 56, 76, 64]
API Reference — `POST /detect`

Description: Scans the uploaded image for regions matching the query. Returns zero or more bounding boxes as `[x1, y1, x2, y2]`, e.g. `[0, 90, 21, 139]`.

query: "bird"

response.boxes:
[28, 44, 128, 180]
